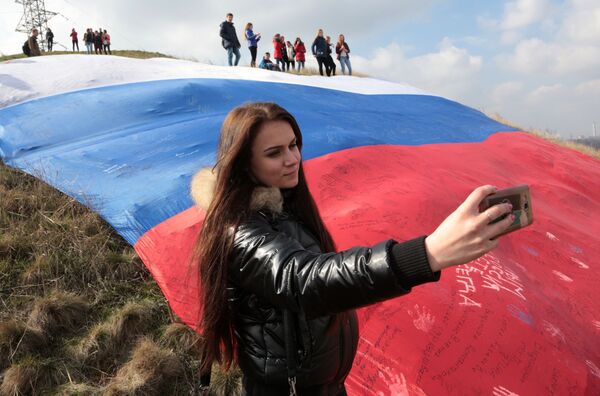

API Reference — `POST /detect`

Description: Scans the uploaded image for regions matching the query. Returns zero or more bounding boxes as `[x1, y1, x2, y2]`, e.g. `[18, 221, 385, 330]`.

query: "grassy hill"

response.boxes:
[0, 165, 243, 395]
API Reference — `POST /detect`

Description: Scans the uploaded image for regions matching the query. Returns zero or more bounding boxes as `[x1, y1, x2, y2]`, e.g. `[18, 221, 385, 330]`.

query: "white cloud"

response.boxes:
[559, 1, 600, 44]
[352, 38, 482, 100]
[498, 37, 600, 76]
[491, 81, 523, 104]
[485, 79, 600, 137]
[500, 0, 551, 30]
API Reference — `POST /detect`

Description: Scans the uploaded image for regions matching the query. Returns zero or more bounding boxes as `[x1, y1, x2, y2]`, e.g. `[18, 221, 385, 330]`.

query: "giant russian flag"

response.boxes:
[1, 55, 599, 395]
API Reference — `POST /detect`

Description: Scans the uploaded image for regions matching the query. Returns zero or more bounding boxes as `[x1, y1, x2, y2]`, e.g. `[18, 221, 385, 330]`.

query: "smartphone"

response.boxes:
[479, 184, 533, 237]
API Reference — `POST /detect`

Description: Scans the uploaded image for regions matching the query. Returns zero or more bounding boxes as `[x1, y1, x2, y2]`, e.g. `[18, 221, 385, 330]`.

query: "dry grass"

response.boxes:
[0, 356, 66, 396]
[103, 337, 183, 396]
[0, 161, 205, 393]
[28, 292, 89, 338]
[73, 300, 156, 372]
[0, 320, 47, 370]
[55, 382, 101, 396]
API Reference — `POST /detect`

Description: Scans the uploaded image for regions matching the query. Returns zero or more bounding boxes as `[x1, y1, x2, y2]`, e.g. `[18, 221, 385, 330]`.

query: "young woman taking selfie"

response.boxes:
[191, 102, 514, 395]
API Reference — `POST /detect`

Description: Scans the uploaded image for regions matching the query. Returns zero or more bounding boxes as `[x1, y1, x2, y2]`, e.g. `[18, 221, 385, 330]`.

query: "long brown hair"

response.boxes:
[193, 102, 335, 374]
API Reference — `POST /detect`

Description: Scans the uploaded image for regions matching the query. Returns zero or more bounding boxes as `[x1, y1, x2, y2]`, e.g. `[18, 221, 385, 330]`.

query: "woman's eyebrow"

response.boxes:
[263, 138, 296, 152]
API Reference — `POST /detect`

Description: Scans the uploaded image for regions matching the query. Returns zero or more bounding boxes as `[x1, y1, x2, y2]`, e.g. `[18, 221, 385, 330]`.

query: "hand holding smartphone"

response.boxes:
[479, 184, 533, 238]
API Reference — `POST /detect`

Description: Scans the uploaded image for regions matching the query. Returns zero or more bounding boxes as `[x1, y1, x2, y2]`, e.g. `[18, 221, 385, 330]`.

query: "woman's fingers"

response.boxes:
[478, 203, 512, 226]
[462, 185, 498, 213]
[485, 211, 515, 240]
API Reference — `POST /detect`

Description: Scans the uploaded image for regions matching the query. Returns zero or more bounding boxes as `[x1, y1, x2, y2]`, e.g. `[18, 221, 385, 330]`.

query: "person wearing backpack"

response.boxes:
[220, 13, 242, 66]
[46, 28, 54, 52]
[24, 29, 41, 57]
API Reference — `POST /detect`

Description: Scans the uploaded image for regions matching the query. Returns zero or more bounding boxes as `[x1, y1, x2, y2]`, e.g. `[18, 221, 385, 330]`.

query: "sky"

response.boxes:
[1, 0, 598, 138]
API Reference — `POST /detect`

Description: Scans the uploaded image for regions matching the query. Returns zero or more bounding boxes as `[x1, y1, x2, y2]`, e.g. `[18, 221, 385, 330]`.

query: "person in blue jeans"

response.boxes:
[335, 34, 352, 75]
[220, 13, 241, 66]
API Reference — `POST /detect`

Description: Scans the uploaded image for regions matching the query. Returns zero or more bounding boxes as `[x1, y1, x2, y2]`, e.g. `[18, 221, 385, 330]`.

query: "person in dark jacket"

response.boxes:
[84, 28, 93, 54]
[191, 102, 515, 395]
[311, 29, 329, 76]
[245, 22, 261, 67]
[325, 36, 336, 76]
[27, 29, 41, 57]
[94, 30, 103, 54]
[220, 12, 241, 66]
[46, 28, 54, 51]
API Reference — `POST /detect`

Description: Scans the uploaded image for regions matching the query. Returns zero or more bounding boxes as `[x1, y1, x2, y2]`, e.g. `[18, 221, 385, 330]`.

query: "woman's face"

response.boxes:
[250, 120, 301, 189]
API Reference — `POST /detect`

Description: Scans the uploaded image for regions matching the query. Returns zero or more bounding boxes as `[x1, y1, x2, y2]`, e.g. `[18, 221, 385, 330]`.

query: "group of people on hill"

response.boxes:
[71, 28, 112, 54]
[219, 13, 352, 76]
[24, 27, 112, 57]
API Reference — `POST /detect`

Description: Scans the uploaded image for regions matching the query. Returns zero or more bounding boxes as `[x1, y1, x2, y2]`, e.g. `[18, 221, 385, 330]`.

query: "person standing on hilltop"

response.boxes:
[84, 28, 94, 54]
[94, 30, 103, 54]
[294, 37, 306, 71]
[335, 34, 352, 75]
[27, 29, 41, 57]
[245, 22, 261, 67]
[102, 30, 112, 55]
[272, 34, 286, 72]
[325, 35, 336, 76]
[46, 28, 54, 52]
[70, 28, 79, 52]
[311, 29, 329, 76]
[220, 13, 241, 66]
[286, 41, 296, 72]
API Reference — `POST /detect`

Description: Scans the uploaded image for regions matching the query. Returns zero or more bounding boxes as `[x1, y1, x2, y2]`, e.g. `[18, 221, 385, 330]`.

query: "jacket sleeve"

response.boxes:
[311, 39, 317, 56]
[229, 215, 440, 318]
[219, 23, 228, 40]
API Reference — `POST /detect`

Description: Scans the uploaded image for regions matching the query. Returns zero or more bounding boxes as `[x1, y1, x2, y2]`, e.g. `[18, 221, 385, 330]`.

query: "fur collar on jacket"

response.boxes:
[190, 167, 284, 214]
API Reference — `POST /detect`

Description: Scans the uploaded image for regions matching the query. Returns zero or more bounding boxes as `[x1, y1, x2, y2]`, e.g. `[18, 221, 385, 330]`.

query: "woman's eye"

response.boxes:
[290, 143, 297, 148]
[267, 151, 279, 157]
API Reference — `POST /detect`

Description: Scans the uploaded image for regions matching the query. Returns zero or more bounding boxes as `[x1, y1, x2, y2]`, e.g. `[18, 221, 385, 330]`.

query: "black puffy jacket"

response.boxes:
[190, 169, 441, 395]
[220, 20, 241, 49]
[311, 36, 328, 58]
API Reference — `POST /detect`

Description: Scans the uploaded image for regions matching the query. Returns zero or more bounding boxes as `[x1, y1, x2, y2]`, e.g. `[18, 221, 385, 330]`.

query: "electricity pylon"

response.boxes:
[15, 0, 58, 52]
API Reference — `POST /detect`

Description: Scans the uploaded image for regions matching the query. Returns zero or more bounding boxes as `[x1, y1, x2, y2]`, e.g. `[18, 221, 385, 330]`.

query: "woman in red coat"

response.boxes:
[294, 37, 306, 71]
[272, 34, 286, 72]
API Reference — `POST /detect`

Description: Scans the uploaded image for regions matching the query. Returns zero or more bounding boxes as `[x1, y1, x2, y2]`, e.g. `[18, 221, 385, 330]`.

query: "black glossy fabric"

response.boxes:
[228, 210, 439, 394]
